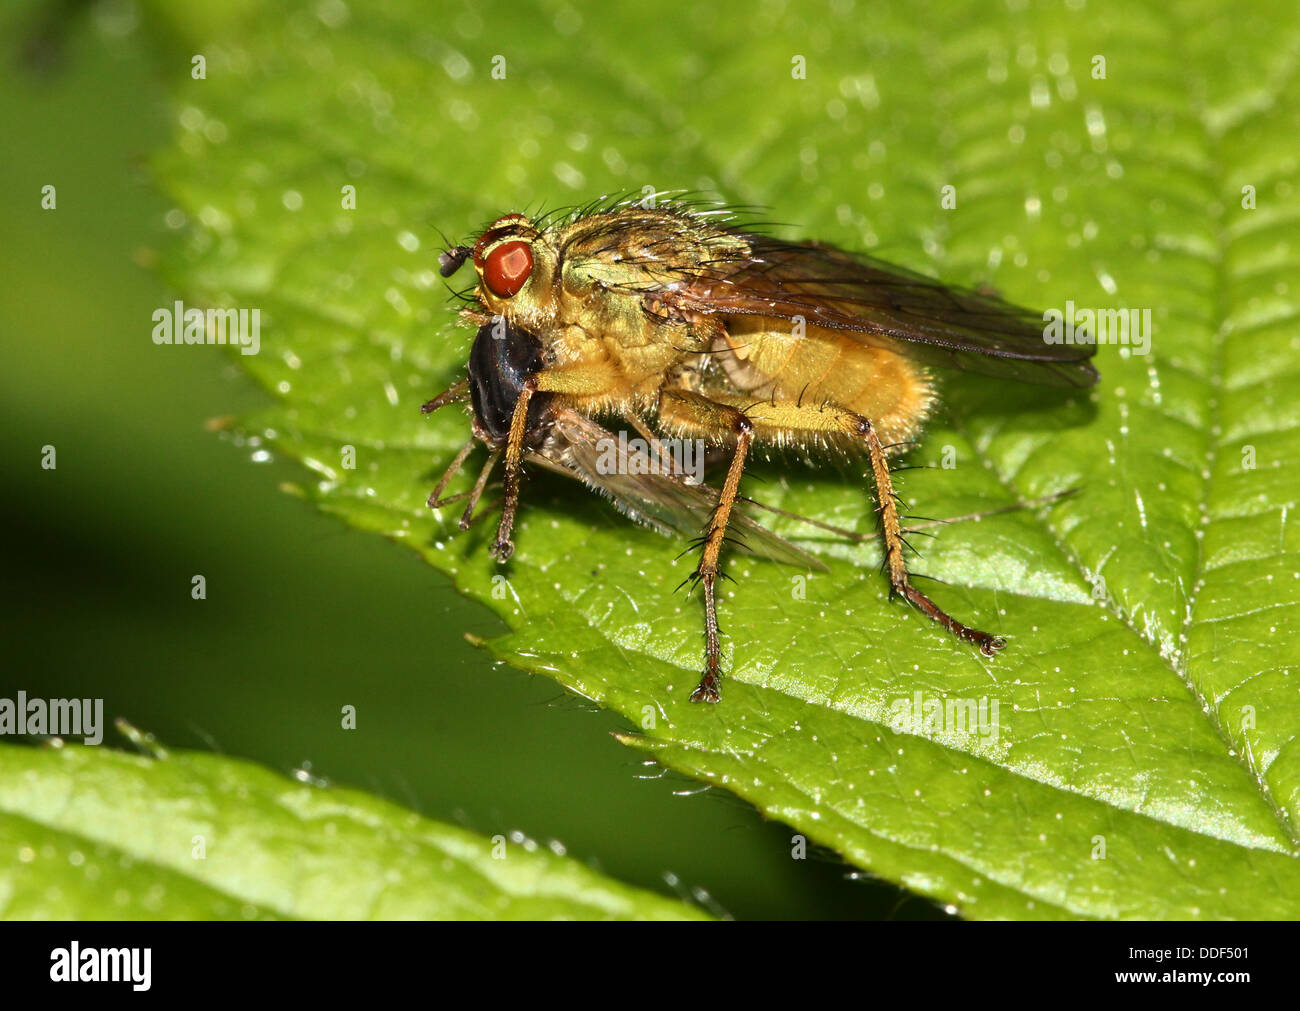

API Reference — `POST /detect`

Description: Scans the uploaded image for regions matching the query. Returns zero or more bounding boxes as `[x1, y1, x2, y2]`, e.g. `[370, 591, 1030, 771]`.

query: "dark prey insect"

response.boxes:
[422, 195, 1098, 703]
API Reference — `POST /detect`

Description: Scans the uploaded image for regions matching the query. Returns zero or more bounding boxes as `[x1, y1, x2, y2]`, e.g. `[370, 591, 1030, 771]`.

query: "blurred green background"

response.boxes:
[0, 0, 939, 919]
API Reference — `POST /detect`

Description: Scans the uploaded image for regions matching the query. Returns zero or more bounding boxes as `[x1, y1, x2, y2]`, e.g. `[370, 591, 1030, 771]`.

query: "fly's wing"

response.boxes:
[530, 411, 828, 572]
[655, 233, 1099, 388]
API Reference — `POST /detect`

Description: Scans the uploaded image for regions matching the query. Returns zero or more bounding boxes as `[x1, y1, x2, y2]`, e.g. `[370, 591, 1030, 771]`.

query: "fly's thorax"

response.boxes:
[558, 206, 752, 276]
[538, 318, 681, 409]
[548, 264, 706, 394]
[555, 207, 750, 348]
[555, 259, 662, 349]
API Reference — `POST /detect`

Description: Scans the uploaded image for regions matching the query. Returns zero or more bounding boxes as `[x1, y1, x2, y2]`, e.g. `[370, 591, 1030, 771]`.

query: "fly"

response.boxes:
[423, 195, 1098, 703]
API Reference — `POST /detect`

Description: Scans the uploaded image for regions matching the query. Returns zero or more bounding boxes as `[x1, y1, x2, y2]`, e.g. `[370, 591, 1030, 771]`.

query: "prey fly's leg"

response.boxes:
[427, 447, 502, 528]
[427, 438, 476, 508]
[426, 438, 499, 529]
[627, 414, 684, 478]
[899, 489, 1077, 532]
[739, 488, 1076, 543]
[670, 393, 1006, 661]
[423, 382, 480, 514]
[421, 379, 469, 415]
[459, 449, 500, 531]
[657, 390, 756, 703]
[460, 496, 502, 530]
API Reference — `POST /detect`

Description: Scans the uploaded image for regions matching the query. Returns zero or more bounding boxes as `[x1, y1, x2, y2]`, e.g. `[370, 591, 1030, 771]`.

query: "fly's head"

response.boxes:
[439, 213, 561, 334]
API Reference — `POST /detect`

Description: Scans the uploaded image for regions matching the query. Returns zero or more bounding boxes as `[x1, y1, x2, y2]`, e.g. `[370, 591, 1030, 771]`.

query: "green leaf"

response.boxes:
[0, 742, 706, 919]
[154, 0, 1300, 918]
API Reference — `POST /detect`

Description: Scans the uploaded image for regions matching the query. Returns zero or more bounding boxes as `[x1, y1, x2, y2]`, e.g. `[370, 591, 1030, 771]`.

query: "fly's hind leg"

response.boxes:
[857, 415, 1005, 657]
[656, 390, 755, 703]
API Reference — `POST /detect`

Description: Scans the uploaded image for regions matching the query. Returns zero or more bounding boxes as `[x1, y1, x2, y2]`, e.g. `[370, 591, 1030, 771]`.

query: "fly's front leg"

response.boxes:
[657, 390, 755, 703]
[493, 380, 534, 561]
[491, 359, 622, 562]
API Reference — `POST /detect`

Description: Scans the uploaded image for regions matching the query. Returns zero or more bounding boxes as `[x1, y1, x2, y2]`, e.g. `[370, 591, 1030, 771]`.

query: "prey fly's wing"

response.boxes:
[531, 410, 828, 572]
[656, 232, 1099, 389]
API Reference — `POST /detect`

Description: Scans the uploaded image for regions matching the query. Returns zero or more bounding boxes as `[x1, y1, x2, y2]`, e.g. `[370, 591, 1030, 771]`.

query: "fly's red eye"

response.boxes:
[483, 240, 533, 298]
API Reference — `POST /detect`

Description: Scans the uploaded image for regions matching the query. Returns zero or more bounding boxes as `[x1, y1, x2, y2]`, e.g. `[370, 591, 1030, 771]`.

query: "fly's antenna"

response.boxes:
[430, 221, 474, 278]
[439, 245, 473, 277]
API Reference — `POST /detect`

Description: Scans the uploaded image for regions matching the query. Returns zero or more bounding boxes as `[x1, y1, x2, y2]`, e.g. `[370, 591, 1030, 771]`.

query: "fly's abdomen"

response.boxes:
[711, 317, 932, 445]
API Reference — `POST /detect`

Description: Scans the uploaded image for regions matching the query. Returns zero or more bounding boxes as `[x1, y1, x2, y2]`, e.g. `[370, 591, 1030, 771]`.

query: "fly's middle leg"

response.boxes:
[656, 390, 755, 703]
